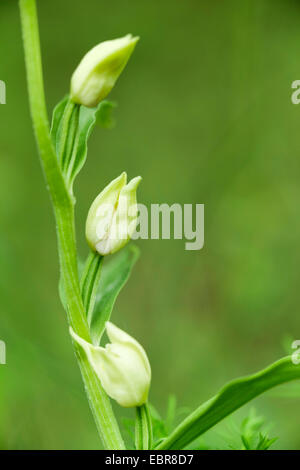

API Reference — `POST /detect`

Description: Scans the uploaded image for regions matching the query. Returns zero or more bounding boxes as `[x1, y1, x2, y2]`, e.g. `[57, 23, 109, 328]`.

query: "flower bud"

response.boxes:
[86, 172, 141, 256]
[70, 34, 139, 107]
[70, 322, 151, 407]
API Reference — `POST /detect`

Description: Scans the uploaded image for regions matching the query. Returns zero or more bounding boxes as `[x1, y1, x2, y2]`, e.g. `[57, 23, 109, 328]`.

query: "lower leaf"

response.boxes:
[157, 356, 300, 450]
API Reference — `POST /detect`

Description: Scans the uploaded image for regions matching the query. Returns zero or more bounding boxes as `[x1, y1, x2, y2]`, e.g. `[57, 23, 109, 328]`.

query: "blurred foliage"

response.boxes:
[1, 0, 300, 449]
[197, 408, 277, 450]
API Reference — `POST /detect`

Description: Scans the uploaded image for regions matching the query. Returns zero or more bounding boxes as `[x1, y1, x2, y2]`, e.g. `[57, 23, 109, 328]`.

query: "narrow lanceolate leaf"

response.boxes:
[64, 103, 103, 189]
[50, 95, 69, 148]
[156, 356, 300, 450]
[80, 251, 103, 321]
[90, 244, 140, 345]
[50, 96, 116, 195]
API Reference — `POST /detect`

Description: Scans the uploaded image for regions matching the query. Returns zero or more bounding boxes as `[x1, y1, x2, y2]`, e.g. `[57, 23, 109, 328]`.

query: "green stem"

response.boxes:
[135, 403, 153, 450]
[19, 0, 125, 450]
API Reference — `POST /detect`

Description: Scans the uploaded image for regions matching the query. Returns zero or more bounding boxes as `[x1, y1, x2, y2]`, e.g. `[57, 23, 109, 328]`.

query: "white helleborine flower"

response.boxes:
[70, 322, 151, 408]
[70, 34, 139, 107]
[86, 172, 141, 256]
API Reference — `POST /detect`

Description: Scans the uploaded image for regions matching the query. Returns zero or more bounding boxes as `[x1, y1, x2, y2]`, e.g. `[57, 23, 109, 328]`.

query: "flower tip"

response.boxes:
[110, 171, 127, 189]
[105, 321, 126, 344]
[120, 171, 127, 183]
[125, 175, 142, 192]
[132, 175, 142, 186]
[129, 34, 140, 45]
[122, 34, 139, 47]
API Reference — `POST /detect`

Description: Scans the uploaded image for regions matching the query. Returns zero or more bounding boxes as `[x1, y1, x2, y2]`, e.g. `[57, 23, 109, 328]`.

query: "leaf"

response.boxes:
[90, 244, 140, 345]
[66, 103, 103, 188]
[80, 251, 103, 321]
[240, 408, 264, 447]
[96, 100, 117, 129]
[50, 96, 116, 195]
[189, 408, 276, 450]
[239, 409, 276, 450]
[50, 95, 69, 147]
[156, 356, 300, 450]
[255, 433, 277, 450]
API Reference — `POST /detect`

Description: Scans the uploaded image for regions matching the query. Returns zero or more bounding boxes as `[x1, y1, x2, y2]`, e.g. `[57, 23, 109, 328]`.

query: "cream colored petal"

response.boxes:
[85, 172, 127, 250]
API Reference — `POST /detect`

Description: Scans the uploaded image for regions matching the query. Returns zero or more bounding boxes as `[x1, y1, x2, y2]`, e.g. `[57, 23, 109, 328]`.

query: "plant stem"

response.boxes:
[135, 404, 153, 450]
[19, 0, 125, 449]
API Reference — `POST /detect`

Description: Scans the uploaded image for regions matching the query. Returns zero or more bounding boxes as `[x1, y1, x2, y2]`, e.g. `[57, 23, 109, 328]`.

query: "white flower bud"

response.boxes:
[86, 172, 141, 256]
[70, 322, 151, 408]
[70, 35, 139, 107]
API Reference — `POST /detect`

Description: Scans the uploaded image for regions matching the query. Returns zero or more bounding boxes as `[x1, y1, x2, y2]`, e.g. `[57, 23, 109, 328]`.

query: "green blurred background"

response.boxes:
[1, 0, 300, 449]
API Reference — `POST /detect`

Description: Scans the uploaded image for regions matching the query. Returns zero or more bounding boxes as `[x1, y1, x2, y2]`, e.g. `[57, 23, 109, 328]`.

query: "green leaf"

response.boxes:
[80, 251, 103, 321]
[50, 95, 69, 147]
[90, 244, 140, 345]
[255, 433, 277, 450]
[96, 100, 117, 129]
[50, 96, 116, 195]
[239, 409, 276, 450]
[157, 356, 300, 450]
[65, 103, 102, 189]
